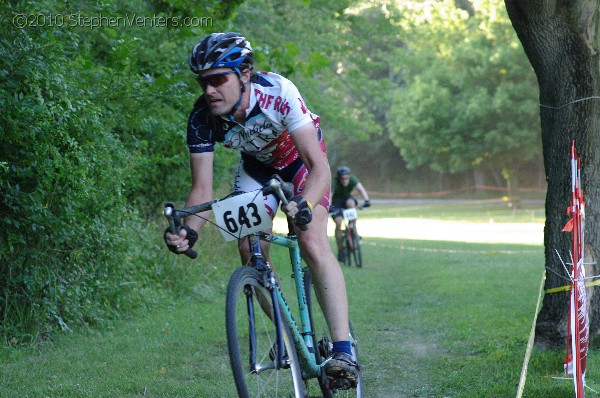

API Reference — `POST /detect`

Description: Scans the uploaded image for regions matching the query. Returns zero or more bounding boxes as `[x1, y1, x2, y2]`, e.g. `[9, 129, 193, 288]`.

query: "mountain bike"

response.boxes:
[340, 208, 362, 268]
[164, 176, 364, 398]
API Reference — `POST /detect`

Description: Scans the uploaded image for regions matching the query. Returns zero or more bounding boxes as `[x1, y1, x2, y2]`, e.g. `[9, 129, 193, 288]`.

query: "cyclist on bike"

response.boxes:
[163, 32, 358, 385]
[330, 166, 370, 262]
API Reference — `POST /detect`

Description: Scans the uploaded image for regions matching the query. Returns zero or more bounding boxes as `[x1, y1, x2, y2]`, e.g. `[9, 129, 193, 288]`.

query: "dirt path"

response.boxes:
[273, 217, 543, 245]
[351, 218, 543, 245]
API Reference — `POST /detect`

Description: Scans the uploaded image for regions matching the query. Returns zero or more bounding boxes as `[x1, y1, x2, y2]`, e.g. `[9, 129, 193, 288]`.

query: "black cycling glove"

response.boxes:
[164, 225, 198, 254]
[290, 195, 312, 226]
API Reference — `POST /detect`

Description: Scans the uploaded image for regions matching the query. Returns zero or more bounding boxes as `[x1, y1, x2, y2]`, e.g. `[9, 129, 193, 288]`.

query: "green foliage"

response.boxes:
[1, 10, 132, 340]
[0, 0, 547, 346]
[0, 0, 238, 344]
[232, 0, 382, 139]
[386, 0, 541, 177]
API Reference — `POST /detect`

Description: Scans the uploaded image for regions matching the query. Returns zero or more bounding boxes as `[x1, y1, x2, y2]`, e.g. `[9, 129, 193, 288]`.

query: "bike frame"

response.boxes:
[165, 178, 329, 385]
[251, 230, 322, 380]
[340, 210, 358, 252]
[343, 220, 356, 246]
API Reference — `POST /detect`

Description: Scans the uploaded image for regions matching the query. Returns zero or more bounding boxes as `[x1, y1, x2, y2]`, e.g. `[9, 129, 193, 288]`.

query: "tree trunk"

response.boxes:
[503, 165, 523, 209]
[505, 1, 600, 347]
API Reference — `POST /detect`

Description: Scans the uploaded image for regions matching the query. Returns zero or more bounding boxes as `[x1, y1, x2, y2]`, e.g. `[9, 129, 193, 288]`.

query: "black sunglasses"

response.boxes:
[197, 71, 235, 90]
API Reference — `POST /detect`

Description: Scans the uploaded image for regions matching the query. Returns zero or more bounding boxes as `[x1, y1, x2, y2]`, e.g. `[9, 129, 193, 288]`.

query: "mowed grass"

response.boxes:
[1, 203, 593, 397]
[352, 238, 547, 397]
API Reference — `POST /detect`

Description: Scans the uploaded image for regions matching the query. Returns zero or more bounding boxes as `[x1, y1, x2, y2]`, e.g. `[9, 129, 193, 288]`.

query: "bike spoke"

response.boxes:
[226, 267, 305, 397]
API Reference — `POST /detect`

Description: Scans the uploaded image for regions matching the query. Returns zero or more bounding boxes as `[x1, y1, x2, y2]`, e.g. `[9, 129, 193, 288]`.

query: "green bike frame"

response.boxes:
[261, 231, 321, 379]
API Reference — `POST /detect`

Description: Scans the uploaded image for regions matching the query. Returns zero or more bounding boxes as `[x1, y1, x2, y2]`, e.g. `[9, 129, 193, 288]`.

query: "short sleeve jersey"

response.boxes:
[332, 175, 360, 203]
[187, 71, 321, 170]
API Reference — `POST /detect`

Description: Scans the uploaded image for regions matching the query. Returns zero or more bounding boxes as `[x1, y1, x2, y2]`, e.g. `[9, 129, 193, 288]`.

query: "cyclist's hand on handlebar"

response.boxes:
[282, 195, 313, 228]
[164, 225, 198, 254]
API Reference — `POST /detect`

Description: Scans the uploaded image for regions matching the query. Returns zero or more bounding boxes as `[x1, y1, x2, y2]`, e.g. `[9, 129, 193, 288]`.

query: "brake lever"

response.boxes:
[164, 203, 197, 259]
[267, 176, 308, 232]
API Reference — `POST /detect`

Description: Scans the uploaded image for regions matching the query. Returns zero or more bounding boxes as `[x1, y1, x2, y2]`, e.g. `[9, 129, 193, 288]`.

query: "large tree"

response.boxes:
[504, 1, 600, 347]
[387, 0, 541, 204]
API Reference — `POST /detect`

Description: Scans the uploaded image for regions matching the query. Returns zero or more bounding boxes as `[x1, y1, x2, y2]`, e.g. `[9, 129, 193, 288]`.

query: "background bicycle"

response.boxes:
[164, 177, 364, 398]
[340, 207, 362, 268]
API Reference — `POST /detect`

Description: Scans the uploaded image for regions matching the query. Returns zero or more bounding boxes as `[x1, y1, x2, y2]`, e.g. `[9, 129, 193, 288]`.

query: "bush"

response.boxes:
[0, 15, 132, 339]
[0, 0, 238, 344]
[0, 0, 246, 342]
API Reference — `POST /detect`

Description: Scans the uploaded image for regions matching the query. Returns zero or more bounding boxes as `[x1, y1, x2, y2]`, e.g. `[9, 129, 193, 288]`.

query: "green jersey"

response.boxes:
[332, 175, 360, 204]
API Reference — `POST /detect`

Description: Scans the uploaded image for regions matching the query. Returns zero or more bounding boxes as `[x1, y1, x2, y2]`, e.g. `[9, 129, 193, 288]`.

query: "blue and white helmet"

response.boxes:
[189, 32, 253, 73]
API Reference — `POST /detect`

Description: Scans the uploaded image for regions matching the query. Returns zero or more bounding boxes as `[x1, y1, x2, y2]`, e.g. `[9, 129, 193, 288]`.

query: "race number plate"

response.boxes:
[342, 208, 358, 221]
[212, 192, 272, 241]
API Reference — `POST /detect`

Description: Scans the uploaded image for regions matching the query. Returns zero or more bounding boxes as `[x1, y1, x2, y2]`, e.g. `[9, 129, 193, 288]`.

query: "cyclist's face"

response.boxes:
[199, 68, 247, 116]
[340, 175, 350, 186]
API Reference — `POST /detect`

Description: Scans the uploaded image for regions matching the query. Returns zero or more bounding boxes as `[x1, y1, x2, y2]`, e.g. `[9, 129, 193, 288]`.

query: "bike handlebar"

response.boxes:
[163, 175, 300, 259]
[164, 203, 198, 259]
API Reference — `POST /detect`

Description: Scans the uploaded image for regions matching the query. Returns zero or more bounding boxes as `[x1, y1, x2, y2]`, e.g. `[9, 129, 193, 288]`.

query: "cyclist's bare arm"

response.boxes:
[286, 123, 330, 212]
[164, 152, 213, 252]
[186, 152, 214, 231]
[355, 182, 369, 202]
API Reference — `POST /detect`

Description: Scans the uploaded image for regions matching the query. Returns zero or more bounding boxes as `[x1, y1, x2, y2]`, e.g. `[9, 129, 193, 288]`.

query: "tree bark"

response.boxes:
[505, 0, 600, 347]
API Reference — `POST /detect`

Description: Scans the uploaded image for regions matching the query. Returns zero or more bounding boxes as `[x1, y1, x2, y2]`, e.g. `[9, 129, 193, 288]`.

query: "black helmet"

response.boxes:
[189, 32, 253, 74]
[337, 166, 351, 178]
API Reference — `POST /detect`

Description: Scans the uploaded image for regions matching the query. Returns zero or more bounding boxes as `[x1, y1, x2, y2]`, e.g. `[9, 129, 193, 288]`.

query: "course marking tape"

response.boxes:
[545, 279, 600, 294]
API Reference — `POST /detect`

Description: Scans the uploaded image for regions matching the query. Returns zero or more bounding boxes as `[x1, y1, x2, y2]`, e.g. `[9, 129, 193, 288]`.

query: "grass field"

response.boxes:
[1, 203, 594, 397]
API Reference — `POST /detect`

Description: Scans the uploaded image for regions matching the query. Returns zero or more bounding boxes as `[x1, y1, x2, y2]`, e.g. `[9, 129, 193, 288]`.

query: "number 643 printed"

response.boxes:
[212, 192, 273, 241]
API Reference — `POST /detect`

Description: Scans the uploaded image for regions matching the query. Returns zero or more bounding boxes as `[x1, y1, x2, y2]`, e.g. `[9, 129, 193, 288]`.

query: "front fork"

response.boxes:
[246, 234, 286, 370]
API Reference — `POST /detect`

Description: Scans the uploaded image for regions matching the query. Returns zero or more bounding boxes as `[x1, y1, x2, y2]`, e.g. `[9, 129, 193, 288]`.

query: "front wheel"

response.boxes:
[342, 228, 352, 266]
[349, 225, 362, 268]
[226, 266, 306, 398]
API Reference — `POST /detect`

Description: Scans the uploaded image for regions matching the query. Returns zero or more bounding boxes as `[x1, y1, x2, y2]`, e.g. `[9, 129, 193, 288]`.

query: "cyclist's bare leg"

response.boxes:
[238, 234, 277, 319]
[295, 205, 350, 342]
[344, 198, 357, 209]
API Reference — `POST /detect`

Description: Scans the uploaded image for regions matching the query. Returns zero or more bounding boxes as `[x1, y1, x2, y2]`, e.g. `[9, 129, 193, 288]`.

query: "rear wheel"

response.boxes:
[226, 266, 306, 398]
[303, 269, 365, 397]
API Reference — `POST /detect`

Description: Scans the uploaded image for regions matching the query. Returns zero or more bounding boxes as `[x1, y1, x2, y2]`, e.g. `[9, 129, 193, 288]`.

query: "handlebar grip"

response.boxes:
[184, 248, 197, 259]
[164, 202, 197, 259]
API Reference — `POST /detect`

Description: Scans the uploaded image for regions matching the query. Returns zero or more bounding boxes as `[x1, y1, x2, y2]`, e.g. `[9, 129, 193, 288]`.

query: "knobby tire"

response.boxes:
[343, 228, 352, 267]
[350, 225, 362, 268]
[226, 266, 305, 398]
